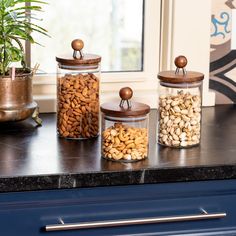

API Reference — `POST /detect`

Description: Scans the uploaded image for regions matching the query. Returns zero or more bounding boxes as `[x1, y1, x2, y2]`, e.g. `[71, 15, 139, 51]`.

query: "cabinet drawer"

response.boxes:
[1, 180, 236, 235]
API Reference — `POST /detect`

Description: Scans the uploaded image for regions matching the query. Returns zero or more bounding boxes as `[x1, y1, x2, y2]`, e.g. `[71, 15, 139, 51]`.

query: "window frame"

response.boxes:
[33, 0, 161, 112]
[32, 0, 216, 112]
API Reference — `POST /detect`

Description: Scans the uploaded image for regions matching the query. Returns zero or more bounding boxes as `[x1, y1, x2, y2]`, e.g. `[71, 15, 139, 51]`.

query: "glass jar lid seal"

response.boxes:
[100, 87, 150, 117]
[158, 56, 204, 84]
[56, 39, 101, 66]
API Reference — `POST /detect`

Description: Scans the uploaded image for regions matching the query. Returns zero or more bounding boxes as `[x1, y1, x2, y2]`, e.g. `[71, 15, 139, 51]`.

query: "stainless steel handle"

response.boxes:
[45, 209, 226, 232]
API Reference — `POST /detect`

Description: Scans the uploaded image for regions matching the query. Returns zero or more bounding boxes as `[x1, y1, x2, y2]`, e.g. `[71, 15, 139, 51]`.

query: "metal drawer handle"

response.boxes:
[45, 209, 226, 232]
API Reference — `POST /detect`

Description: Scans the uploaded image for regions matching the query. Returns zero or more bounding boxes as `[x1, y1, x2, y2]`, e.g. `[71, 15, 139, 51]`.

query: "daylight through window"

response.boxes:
[30, 0, 144, 74]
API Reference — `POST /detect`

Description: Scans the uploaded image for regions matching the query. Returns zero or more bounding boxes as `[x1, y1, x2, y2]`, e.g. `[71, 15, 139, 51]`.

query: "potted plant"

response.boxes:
[0, 0, 48, 125]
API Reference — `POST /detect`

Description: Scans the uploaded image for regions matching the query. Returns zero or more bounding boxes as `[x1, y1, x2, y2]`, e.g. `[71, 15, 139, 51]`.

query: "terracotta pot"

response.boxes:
[0, 70, 41, 124]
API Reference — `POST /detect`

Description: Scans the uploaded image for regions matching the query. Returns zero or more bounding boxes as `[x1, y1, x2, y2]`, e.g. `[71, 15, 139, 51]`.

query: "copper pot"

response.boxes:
[0, 71, 41, 124]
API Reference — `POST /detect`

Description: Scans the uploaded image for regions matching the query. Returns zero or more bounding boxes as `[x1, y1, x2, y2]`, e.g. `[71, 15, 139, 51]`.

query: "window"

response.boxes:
[30, 0, 144, 74]
[32, 0, 161, 111]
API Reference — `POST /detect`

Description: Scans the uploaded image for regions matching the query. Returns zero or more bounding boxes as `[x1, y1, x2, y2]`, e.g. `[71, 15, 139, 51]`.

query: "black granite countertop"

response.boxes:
[0, 105, 235, 192]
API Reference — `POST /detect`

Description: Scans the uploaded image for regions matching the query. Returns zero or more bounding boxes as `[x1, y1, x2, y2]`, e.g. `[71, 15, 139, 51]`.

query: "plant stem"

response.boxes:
[1, 0, 5, 76]
[2, 42, 6, 76]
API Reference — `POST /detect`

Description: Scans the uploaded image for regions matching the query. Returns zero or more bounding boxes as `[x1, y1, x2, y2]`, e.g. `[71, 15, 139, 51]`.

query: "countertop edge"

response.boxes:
[1, 165, 236, 193]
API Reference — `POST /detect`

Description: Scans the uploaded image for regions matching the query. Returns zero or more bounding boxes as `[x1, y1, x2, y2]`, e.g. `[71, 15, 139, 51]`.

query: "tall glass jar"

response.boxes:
[157, 56, 204, 148]
[56, 39, 101, 139]
[100, 87, 150, 162]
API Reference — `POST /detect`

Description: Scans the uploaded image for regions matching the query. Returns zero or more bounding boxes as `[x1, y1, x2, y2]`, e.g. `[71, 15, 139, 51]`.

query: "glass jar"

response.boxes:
[157, 56, 204, 148]
[100, 87, 150, 162]
[56, 39, 101, 139]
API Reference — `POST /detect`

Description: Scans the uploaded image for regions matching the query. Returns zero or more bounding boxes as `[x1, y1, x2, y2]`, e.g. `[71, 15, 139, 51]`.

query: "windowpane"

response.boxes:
[31, 0, 144, 74]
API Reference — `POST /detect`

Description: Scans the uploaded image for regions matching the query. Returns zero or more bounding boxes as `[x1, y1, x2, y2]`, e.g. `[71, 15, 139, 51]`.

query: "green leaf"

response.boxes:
[6, 5, 43, 14]
[6, 46, 23, 62]
[14, 20, 48, 33]
[5, 0, 46, 8]
[3, 0, 15, 8]
[6, 23, 49, 39]
[8, 27, 35, 43]
[13, 0, 47, 4]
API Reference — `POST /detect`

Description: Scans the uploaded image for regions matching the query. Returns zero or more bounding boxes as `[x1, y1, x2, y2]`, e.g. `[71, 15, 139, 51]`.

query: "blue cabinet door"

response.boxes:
[0, 180, 236, 235]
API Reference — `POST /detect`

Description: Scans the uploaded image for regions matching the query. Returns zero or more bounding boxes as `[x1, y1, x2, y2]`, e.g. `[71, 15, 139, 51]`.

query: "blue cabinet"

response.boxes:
[0, 180, 236, 235]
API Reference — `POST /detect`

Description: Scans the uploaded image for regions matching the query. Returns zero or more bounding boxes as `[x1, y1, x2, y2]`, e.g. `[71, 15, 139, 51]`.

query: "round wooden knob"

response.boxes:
[119, 87, 133, 100]
[174, 56, 188, 68]
[71, 39, 84, 51]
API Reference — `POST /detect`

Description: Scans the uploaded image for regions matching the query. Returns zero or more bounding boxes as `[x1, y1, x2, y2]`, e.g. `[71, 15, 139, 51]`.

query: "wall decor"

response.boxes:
[210, 0, 236, 104]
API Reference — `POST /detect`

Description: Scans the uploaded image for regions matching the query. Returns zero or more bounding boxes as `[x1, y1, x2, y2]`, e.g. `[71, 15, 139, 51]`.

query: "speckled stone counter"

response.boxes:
[0, 105, 235, 192]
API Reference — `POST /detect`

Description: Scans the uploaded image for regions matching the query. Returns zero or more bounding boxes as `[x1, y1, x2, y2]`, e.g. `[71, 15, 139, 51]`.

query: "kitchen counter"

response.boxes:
[0, 105, 235, 192]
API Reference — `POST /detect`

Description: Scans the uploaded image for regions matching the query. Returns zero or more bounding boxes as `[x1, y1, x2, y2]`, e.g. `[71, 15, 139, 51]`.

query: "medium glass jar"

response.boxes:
[100, 87, 150, 162]
[157, 56, 204, 148]
[56, 39, 101, 139]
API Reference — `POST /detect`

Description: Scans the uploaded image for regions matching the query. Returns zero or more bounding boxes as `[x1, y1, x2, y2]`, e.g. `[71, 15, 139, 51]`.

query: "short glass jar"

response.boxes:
[100, 87, 150, 162]
[56, 39, 101, 139]
[157, 56, 204, 148]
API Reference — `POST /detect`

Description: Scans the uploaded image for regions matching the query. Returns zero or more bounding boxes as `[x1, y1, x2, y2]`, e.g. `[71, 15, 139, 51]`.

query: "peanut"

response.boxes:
[102, 123, 148, 161]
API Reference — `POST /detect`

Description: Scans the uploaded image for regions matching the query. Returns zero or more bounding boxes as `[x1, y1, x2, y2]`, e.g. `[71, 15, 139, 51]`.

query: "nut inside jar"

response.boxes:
[158, 90, 201, 147]
[102, 123, 148, 162]
[57, 73, 99, 139]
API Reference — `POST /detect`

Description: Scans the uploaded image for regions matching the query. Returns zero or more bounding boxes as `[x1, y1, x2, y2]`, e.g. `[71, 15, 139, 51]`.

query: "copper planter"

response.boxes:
[0, 72, 41, 124]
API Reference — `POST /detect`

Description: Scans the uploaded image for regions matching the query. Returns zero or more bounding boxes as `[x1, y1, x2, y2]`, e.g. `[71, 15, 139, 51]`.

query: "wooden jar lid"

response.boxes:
[101, 102, 150, 118]
[158, 56, 204, 84]
[56, 39, 101, 66]
[100, 87, 150, 118]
